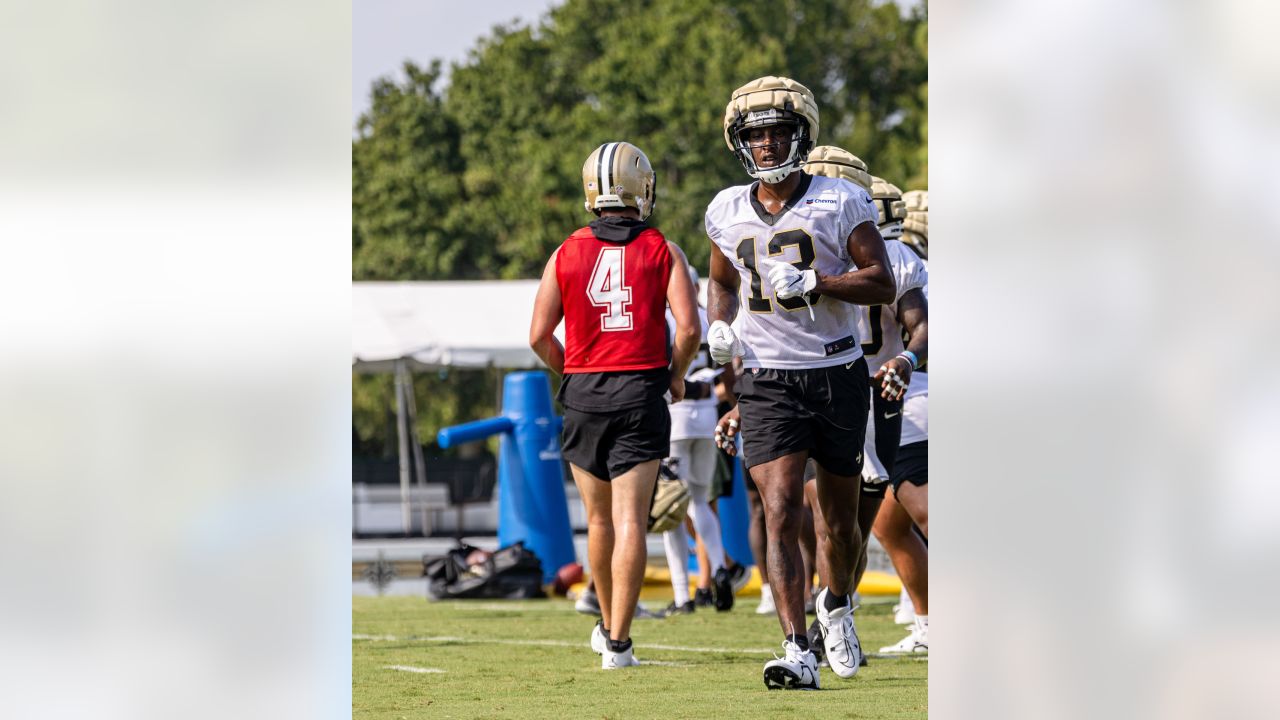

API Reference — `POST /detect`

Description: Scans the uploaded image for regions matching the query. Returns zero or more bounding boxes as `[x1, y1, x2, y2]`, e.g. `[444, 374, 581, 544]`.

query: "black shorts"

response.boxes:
[890, 440, 928, 491]
[561, 397, 670, 480]
[861, 392, 904, 498]
[736, 357, 870, 477]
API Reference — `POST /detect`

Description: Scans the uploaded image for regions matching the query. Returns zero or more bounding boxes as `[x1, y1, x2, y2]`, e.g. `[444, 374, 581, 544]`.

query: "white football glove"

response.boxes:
[707, 320, 741, 366]
[768, 263, 817, 300]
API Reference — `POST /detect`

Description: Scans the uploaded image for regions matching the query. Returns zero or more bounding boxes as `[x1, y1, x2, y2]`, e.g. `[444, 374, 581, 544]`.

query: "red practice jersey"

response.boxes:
[556, 226, 673, 374]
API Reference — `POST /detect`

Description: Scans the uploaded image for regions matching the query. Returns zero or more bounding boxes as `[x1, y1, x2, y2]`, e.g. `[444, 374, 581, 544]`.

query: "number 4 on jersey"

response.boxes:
[588, 246, 633, 331]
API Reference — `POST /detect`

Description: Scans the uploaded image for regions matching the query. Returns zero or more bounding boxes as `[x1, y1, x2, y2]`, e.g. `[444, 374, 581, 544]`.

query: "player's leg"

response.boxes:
[895, 481, 928, 538]
[800, 478, 818, 611]
[750, 451, 811, 637]
[662, 522, 693, 612]
[811, 465, 862, 606]
[873, 486, 928, 653]
[853, 392, 900, 587]
[745, 470, 773, 614]
[808, 359, 872, 679]
[607, 458, 660, 644]
[874, 487, 928, 616]
[682, 437, 733, 609]
[570, 464, 615, 634]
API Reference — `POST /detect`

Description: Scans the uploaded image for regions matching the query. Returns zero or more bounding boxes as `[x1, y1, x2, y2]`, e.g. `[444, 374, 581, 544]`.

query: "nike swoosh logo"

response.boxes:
[845, 361, 856, 369]
[883, 412, 899, 419]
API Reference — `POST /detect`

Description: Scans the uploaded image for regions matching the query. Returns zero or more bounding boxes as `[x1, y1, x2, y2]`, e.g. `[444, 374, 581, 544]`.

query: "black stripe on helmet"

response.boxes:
[606, 142, 621, 193]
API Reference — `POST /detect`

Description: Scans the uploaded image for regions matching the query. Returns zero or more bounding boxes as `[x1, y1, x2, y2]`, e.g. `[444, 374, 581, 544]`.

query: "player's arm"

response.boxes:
[874, 287, 929, 400]
[706, 241, 740, 326]
[813, 221, 897, 305]
[665, 242, 700, 403]
[529, 252, 566, 375]
[706, 242, 743, 366]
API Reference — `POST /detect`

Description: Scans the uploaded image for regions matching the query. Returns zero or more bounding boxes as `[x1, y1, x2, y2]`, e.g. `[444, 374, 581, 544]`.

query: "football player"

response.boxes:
[705, 76, 896, 689]
[874, 351, 929, 654]
[799, 154, 929, 660]
[901, 190, 928, 259]
[661, 265, 740, 615]
[529, 141, 700, 670]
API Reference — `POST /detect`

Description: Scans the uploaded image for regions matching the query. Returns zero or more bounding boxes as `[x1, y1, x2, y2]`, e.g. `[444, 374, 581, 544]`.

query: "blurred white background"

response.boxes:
[932, 0, 1280, 717]
[1, 0, 1278, 717]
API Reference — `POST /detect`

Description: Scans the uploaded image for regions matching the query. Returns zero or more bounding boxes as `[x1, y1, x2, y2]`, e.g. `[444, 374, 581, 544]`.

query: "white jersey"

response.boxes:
[855, 241, 928, 371]
[900, 371, 928, 445]
[667, 308, 719, 441]
[706, 173, 880, 369]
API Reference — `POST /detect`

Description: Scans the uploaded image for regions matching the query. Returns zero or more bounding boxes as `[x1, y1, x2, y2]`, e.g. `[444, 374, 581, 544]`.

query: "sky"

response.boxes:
[353, 0, 561, 128]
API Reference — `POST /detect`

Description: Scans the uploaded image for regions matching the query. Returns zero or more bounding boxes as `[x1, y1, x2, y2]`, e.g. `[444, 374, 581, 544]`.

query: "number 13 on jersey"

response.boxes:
[588, 246, 633, 331]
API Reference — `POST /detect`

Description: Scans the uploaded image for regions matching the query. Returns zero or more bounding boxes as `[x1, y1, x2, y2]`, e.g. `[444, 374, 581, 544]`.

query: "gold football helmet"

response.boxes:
[901, 189, 928, 258]
[870, 176, 907, 240]
[803, 145, 872, 191]
[723, 76, 820, 184]
[582, 141, 656, 220]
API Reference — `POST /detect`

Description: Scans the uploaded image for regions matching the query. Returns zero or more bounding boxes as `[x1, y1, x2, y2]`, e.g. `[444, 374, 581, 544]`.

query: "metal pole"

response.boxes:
[403, 364, 429, 535]
[395, 359, 411, 536]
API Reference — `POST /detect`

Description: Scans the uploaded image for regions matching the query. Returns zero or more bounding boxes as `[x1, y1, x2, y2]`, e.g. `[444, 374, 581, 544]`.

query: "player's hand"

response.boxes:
[714, 406, 741, 456]
[707, 320, 741, 365]
[767, 263, 817, 300]
[874, 356, 912, 401]
[668, 375, 685, 404]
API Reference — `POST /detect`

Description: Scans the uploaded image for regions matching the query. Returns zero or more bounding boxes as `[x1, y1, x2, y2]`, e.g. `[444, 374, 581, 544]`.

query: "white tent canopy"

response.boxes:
[352, 281, 559, 372]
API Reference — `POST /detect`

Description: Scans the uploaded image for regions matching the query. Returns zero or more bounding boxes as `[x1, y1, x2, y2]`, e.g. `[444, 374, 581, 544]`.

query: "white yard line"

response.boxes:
[384, 665, 446, 674]
[354, 633, 774, 655]
[356, 633, 927, 661]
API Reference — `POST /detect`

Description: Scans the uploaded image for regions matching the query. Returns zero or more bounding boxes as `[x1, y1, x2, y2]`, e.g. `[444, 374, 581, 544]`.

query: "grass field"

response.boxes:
[354, 594, 927, 719]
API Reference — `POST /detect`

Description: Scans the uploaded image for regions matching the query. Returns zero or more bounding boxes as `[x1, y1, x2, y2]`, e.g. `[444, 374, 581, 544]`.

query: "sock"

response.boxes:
[823, 588, 851, 612]
[787, 633, 810, 652]
[663, 526, 691, 606]
[606, 637, 632, 653]
[687, 497, 727, 572]
[760, 583, 771, 599]
[915, 614, 928, 630]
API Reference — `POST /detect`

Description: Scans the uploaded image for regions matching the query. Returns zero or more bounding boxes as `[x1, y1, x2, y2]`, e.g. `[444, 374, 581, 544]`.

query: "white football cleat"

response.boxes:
[590, 620, 606, 655]
[815, 587, 862, 678]
[879, 626, 928, 654]
[601, 643, 641, 669]
[762, 639, 820, 690]
[894, 587, 916, 625]
[756, 584, 777, 615]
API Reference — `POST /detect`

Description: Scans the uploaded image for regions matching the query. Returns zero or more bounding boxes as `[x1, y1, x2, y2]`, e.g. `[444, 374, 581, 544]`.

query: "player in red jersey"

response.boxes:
[530, 141, 700, 670]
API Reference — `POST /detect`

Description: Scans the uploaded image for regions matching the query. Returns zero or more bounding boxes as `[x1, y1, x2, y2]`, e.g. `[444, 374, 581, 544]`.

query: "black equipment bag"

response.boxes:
[423, 542, 546, 600]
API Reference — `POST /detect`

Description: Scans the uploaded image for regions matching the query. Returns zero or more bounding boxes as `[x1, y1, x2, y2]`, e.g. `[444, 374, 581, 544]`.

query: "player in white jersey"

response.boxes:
[799, 151, 930, 665]
[705, 76, 896, 690]
[661, 269, 740, 614]
[875, 367, 929, 654]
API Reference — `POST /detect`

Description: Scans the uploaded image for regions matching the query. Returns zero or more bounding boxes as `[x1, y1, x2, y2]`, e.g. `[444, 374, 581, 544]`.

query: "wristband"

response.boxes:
[898, 350, 919, 370]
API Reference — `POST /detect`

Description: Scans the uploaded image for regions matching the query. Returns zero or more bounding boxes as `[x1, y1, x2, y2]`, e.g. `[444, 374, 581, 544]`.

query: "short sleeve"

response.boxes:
[887, 241, 928, 301]
[840, 184, 879, 240]
[704, 210, 721, 242]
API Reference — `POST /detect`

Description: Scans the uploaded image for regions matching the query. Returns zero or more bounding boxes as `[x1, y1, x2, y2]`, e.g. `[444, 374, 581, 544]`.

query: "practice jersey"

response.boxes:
[706, 173, 880, 369]
[667, 307, 719, 440]
[900, 371, 928, 445]
[855, 240, 929, 371]
[556, 225, 672, 374]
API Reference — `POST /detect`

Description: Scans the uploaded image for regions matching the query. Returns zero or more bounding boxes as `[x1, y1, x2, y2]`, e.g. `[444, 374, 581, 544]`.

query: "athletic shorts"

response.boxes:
[561, 396, 670, 480]
[860, 392, 904, 498]
[890, 440, 928, 491]
[735, 357, 870, 477]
